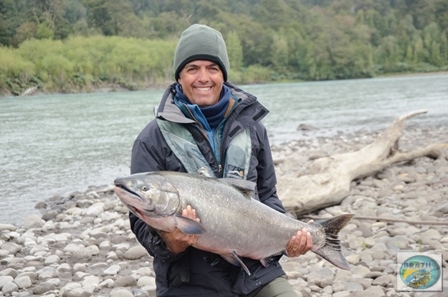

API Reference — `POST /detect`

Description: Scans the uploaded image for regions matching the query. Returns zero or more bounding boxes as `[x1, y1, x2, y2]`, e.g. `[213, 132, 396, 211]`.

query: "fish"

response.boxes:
[409, 270, 432, 289]
[113, 171, 354, 274]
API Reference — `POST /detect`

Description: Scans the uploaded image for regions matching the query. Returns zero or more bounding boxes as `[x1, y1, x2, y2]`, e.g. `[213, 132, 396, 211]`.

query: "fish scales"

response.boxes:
[114, 171, 354, 273]
[172, 173, 311, 258]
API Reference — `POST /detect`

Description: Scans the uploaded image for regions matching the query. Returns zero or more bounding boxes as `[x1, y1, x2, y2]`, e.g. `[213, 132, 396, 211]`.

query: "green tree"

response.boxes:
[375, 36, 403, 72]
[14, 22, 37, 44]
[226, 30, 243, 71]
[36, 20, 54, 39]
[0, 14, 12, 45]
[83, 0, 141, 36]
[270, 31, 289, 73]
[423, 22, 443, 65]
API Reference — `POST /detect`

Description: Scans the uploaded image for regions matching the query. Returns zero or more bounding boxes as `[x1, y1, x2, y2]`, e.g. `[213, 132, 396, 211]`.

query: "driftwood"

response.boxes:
[303, 215, 448, 226]
[277, 110, 448, 217]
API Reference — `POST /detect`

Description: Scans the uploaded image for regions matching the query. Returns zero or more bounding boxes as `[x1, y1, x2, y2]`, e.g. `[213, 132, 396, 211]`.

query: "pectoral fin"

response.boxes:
[221, 251, 251, 275]
[175, 216, 206, 234]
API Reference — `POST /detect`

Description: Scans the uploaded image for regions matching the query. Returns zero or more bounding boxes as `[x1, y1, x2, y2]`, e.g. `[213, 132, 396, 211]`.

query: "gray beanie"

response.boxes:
[173, 24, 230, 82]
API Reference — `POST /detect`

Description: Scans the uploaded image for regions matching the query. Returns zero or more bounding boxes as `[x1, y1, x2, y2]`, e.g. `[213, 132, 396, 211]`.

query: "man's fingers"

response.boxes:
[286, 228, 313, 257]
[182, 205, 198, 219]
[306, 231, 312, 249]
[286, 235, 296, 251]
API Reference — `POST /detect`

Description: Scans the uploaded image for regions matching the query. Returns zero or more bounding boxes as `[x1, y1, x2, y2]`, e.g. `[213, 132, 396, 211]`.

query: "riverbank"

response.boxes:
[3, 70, 447, 99]
[1, 124, 447, 296]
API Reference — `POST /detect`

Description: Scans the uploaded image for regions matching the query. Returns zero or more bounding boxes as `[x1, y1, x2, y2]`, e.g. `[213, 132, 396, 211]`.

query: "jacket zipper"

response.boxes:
[184, 105, 222, 176]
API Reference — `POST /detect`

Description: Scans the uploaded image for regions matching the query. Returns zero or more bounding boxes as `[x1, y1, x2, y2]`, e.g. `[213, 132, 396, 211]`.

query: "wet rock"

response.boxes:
[32, 282, 56, 294]
[37, 267, 59, 280]
[110, 288, 134, 297]
[114, 276, 136, 287]
[14, 275, 32, 288]
[0, 224, 17, 231]
[44, 254, 60, 265]
[307, 267, 335, 285]
[103, 264, 121, 275]
[343, 281, 363, 292]
[22, 214, 45, 229]
[124, 246, 147, 260]
[137, 276, 155, 287]
[372, 275, 393, 286]
[2, 281, 19, 294]
[1, 242, 22, 255]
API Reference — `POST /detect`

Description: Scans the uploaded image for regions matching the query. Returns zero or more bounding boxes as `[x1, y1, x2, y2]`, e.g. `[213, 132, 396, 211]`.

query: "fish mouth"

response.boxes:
[113, 181, 155, 216]
[113, 180, 140, 198]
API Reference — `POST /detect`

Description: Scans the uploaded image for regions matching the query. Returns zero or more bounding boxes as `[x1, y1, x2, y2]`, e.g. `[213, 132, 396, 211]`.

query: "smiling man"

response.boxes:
[128, 24, 312, 297]
[178, 60, 223, 106]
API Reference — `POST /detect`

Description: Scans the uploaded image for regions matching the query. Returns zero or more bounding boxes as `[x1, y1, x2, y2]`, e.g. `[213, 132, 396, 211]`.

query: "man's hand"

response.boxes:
[285, 227, 313, 257]
[160, 205, 200, 254]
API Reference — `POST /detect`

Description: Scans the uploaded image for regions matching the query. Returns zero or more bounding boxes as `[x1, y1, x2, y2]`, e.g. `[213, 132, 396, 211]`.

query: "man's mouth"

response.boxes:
[195, 86, 212, 92]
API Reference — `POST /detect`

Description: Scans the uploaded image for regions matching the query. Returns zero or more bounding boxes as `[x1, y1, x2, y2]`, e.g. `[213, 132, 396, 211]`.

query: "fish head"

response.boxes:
[113, 172, 181, 222]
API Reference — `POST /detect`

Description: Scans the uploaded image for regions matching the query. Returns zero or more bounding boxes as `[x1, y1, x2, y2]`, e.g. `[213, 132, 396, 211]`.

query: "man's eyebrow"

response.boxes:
[185, 62, 218, 67]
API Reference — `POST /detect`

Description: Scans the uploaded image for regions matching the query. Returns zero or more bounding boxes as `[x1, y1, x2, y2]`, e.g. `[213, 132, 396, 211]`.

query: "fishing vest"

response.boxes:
[156, 118, 251, 179]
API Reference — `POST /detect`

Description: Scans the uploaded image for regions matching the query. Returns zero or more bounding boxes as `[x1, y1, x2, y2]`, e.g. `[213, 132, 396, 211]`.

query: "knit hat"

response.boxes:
[173, 24, 230, 82]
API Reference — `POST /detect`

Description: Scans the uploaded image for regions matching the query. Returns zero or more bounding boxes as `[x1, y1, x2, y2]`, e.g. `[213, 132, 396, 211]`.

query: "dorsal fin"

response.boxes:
[196, 167, 256, 200]
[220, 178, 256, 199]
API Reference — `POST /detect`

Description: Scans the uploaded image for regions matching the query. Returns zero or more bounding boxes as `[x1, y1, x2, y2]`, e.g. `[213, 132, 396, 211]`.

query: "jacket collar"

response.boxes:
[156, 82, 269, 126]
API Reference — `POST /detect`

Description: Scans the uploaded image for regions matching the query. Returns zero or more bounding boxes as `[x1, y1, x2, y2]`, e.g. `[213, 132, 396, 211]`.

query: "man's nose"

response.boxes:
[197, 68, 209, 82]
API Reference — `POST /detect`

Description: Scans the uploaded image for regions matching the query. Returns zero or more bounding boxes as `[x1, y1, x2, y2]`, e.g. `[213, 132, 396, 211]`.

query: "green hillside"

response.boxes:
[1, 0, 447, 95]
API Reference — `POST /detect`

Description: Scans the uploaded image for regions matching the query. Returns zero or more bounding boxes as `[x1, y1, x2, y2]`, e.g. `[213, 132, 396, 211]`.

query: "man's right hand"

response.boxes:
[159, 205, 200, 254]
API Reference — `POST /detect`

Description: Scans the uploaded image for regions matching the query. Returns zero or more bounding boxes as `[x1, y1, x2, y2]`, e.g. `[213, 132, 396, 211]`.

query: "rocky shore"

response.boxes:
[1, 124, 447, 297]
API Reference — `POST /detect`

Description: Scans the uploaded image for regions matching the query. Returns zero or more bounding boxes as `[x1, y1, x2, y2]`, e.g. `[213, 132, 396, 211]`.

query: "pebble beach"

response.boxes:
[0, 123, 447, 297]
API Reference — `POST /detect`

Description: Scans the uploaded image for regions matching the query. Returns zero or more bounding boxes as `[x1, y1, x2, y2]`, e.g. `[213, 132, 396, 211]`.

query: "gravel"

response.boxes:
[1, 124, 447, 297]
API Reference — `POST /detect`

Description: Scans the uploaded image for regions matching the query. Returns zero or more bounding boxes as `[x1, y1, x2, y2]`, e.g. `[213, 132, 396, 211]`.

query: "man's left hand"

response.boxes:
[285, 227, 313, 257]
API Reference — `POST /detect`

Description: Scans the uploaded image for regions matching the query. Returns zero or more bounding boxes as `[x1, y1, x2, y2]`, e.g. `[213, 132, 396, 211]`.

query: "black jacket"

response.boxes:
[130, 82, 286, 296]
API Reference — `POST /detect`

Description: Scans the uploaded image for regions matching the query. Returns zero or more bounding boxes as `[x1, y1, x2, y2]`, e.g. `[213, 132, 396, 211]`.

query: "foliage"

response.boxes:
[0, 0, 447, 95]
[0, 36, 176, 94]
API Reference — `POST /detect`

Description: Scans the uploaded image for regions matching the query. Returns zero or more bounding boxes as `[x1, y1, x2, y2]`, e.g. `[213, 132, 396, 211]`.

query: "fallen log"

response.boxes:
[276, 110, 448, 217]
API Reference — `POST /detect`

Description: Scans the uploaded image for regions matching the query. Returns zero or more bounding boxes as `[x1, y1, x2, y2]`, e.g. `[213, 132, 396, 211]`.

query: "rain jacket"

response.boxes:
[129, 81, 287, 297]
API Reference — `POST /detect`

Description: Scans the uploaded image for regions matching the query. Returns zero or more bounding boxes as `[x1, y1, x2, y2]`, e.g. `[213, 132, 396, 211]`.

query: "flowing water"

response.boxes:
[1, 74, 447, 225]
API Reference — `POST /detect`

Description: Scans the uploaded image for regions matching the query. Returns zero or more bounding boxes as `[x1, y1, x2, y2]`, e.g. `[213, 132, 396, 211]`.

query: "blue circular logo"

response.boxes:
[400, 255, 441, 289]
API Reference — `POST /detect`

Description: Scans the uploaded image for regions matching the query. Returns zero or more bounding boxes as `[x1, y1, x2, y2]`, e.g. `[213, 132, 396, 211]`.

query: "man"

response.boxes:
[130, 23, 312, 297]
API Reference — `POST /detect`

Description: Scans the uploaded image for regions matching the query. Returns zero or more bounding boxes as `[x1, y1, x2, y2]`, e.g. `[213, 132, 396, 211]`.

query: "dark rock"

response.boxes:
[32, 282, 56, 294]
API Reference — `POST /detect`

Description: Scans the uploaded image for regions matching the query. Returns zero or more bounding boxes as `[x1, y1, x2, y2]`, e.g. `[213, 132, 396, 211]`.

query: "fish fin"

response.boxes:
[175, 216, 206, 235]
[195, 169, 256, 199]
[312, 214, 354, 270]
[260, 252, 283, 267]
[220, 178, 256, 199]
[221, 251, 251, 276]
[260, 258, 269, 267]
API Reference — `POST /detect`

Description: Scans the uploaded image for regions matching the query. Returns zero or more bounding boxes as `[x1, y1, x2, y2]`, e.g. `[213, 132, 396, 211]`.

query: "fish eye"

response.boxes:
[141, 186, 148, 191]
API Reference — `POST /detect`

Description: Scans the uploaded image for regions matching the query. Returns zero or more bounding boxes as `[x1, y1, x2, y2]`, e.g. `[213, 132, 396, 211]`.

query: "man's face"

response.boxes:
[178, 60, 224, 107]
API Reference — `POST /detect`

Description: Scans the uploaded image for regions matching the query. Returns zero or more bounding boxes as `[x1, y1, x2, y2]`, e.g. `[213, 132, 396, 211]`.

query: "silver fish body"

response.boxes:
[114, 171, 353, 273]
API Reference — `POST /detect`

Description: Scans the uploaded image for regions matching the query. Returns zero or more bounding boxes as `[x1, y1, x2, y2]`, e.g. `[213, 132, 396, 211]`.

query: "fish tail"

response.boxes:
[313, 214, 354, 270]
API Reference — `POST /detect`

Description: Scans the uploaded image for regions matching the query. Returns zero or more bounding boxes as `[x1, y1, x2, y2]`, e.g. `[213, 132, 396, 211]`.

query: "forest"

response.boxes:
[0, 0, 447, 96]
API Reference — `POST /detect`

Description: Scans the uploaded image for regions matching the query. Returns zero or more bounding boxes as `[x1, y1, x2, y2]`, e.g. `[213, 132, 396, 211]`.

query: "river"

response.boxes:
[1, 74, 447, 225]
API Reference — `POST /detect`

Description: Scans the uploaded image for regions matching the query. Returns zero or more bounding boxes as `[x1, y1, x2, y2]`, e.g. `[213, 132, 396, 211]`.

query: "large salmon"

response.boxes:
[114, 171, 353, 274]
